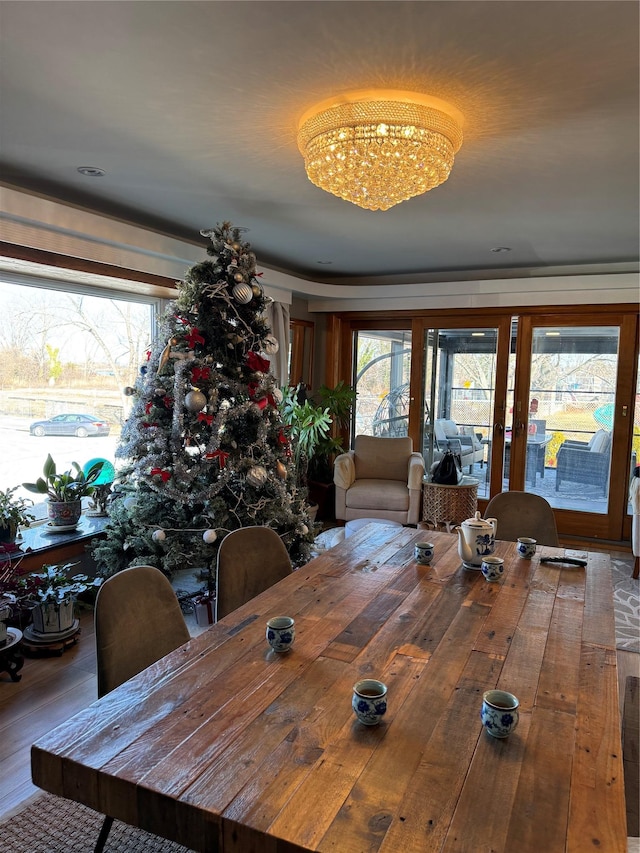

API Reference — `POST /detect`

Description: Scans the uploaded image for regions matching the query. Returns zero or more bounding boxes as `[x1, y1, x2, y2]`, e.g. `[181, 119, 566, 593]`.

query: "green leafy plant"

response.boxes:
[8, 562, 102, 606]
[0, 486, 35, 531]
[22, 454, 105, 502]
[279, 381, 356, 486]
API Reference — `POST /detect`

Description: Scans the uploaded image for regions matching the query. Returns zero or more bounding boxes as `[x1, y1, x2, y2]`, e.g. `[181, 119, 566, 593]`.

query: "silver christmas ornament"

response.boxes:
[152, 529, 166, 543]
[203, 529, 218, 544]
[263, 334, 279, 354]
[247, 465, 268, 487]
[232, 282, 253, 304]
[272, 388, 284, 404]
[185, 390, 207, 412]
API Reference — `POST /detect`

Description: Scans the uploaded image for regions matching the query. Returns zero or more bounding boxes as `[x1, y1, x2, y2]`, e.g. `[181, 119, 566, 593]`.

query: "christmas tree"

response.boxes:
[92, 222, 314, 583]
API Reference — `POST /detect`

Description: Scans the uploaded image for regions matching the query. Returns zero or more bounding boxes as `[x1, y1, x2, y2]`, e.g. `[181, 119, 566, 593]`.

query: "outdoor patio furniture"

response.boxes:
[434, 419, 484, 473]
[334, 435, 425, 525]
[555, 429, 611, 494]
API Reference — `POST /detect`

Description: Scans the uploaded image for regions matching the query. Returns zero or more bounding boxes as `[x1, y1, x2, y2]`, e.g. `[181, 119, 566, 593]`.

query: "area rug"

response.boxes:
[612, 554, 640, 653]
[0, 791, 194, 852]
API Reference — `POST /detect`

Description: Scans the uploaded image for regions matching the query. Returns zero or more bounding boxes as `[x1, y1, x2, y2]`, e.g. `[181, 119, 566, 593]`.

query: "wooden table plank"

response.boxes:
[567, 643, 626, 852]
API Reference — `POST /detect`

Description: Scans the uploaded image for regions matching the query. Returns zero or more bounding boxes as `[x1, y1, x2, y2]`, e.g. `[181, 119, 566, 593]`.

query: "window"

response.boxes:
[0, 278, 160, 511]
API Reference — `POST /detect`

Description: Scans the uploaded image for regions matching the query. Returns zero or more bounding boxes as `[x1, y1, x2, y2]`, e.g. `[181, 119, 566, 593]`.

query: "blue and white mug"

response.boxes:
[481, 689, 520, 738]
[352, 679, 388, 726]
[414, 541, 435, 564]
[266, 616, 295, 653]
[481, 555, 504, 582]
[517, 537, 537, 559]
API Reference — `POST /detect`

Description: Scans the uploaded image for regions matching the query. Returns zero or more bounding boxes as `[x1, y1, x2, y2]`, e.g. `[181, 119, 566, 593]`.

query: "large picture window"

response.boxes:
[0, 278, 160, 509]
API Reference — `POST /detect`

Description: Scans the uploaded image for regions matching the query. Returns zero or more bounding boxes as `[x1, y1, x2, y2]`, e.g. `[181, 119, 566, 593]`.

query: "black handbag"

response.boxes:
[431, 449, 463, 485]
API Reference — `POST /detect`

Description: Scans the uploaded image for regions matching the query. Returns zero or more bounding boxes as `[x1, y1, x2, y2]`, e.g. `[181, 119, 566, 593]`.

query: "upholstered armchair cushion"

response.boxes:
[354, 435, 413, 480]
[334, 435, 425, 525]
[433, 418, 484, 470]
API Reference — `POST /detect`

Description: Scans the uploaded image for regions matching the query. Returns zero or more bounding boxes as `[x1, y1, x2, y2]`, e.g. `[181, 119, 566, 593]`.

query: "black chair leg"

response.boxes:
[94, 815, 114, 853]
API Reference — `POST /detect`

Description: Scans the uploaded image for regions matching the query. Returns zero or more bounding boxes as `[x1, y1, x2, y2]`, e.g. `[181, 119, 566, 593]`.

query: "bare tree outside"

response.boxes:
[0, 280, 156, 494]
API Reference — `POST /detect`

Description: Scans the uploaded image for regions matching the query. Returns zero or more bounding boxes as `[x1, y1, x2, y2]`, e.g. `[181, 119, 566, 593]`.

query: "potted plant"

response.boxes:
[0, 486, 35, 544]
[279, 381, 356, 520]
[22, 454, 105, 528]
[10, 562, 102, 635]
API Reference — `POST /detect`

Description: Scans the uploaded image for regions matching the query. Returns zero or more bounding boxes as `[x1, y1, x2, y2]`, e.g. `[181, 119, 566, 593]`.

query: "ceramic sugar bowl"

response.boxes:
[456, 511, 498, 570]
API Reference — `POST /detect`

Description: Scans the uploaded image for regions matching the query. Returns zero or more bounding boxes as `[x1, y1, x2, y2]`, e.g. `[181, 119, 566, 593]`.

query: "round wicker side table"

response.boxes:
[421, 477, 479, 530]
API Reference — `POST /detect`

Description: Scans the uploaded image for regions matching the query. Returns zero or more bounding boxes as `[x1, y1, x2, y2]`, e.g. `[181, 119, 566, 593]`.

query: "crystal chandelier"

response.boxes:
[297, 90, 463, 211]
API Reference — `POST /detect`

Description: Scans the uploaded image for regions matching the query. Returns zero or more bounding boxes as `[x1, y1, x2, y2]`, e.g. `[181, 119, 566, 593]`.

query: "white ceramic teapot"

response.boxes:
[456, 511, 498, 569]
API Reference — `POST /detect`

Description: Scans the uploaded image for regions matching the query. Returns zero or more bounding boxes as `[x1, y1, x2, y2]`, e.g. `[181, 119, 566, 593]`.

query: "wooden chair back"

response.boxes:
[215, 526, 293, 622]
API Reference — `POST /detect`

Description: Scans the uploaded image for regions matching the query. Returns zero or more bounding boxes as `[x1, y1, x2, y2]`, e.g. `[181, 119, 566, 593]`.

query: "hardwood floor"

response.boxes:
[0, 606, 98, 819]
[1, 575, 638, 827]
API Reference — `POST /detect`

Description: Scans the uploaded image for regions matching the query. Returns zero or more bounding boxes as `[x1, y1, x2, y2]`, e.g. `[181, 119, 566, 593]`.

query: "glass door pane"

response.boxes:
[520, 325, 620, 514]
[422, 327, 499, 500]
[353, 330, 412, 438]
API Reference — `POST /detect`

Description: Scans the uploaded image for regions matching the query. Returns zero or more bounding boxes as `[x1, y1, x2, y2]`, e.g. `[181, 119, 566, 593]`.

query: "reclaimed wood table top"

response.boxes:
[31, 525, 626, 852]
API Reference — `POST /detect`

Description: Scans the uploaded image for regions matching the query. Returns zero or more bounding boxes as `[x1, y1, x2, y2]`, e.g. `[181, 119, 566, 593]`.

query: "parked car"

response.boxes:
[29, 414, 110, 438]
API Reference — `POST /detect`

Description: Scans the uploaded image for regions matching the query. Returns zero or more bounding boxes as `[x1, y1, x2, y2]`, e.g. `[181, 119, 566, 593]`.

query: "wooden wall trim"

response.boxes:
[0, 241, 180, 290]
[331, 303, 639, 323]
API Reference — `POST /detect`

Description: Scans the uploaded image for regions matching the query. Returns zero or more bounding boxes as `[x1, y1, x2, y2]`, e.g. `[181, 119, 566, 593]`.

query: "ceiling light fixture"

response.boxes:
[297, 90, 463, 211]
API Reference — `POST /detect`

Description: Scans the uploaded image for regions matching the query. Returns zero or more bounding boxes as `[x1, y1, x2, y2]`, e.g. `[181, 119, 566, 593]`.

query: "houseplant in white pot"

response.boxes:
[10, 562, 102, 634]
[0, 486, 35, 545]
[22, 454, 105, 529]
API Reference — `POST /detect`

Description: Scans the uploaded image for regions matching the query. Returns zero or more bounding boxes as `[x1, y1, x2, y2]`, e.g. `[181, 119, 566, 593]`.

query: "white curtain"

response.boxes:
[264, 301, 290, 387]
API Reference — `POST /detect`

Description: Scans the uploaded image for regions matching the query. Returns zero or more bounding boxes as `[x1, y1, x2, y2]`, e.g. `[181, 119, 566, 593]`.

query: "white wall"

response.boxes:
[1, 185, 638, 313]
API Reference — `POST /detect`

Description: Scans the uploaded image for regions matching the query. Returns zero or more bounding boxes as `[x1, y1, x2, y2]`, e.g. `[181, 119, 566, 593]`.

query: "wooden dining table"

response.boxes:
[31, 524, 627, 852]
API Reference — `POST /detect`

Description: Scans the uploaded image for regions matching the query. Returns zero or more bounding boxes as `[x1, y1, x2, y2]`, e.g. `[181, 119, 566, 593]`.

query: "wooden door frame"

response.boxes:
[326, 304, 639, 544]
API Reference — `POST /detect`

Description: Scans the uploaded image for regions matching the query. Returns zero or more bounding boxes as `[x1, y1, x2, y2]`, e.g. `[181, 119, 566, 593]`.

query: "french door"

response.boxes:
[344, 309, 638, 542]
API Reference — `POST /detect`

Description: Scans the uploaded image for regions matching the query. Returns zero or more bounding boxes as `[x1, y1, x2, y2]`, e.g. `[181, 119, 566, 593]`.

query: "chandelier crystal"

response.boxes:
[297, 90, 463, 211]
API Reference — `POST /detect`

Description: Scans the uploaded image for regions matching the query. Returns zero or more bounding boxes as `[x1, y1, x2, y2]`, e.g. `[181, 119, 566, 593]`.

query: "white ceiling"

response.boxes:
[1, 1, 638, 288]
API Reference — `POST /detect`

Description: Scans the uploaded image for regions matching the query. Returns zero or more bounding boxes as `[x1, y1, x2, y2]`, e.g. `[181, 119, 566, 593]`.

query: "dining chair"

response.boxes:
[215, 526, 293, 622]
[484, 491, 560, 547]
[93, 565, 191, 852]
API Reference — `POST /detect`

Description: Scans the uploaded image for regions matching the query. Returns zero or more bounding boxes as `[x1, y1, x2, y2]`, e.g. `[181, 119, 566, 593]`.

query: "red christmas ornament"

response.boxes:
[246, 351, 270, 373]
[186, 327, 205, 348]
[206, 449, 230, 468]
[192, 366, 211, 382]
[150, 467, 171, 482]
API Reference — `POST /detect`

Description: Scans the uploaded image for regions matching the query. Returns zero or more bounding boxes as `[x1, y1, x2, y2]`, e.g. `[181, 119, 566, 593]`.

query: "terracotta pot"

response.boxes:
[47, 500, 82, 528]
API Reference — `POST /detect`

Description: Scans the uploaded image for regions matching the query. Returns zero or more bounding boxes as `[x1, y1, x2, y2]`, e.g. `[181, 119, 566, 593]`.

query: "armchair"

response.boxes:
[334, 435, 425, 525]
[434, 419, 484, 473]
[555, 429, 611, 494]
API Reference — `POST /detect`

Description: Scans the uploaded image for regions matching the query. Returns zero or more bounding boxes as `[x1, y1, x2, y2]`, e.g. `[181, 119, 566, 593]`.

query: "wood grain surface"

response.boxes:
[31, 525, 626, 852]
